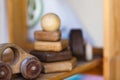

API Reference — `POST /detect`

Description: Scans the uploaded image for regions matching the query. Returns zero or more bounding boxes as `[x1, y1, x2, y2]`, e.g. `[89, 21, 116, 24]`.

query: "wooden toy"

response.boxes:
[0, 43, 42, 80]
[0, 61, 12, 80]
[34, 39, 68, 52]
[41, 13, 61, 31]
[69, 29, 85, 60]
[42, 57, 77, 73]
[30, 49, 72, 62]
[34, 30, 61, 41]
[69, 29, 103, 61]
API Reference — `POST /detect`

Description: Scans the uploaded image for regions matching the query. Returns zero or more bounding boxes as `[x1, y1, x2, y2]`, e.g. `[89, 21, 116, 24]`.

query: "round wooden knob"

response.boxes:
[41, 13, 61, 31]
[69, 29, 85, 60]
[21, 57, 42, 79]
[0, 61, 12, 80]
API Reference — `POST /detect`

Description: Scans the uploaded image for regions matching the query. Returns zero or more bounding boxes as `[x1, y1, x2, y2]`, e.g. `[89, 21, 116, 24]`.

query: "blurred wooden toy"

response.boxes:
[32, 13, 76, 74]
[34, 39, 68, 52]
[69, 29, 103, 61]
[34, 30, 61, 41]
[30, 49, 72, 62]
[41, 13, 61, 31]
[0, 43, 42, 80]
[42, 57, 77, 73]
[69, 29, 85, 60]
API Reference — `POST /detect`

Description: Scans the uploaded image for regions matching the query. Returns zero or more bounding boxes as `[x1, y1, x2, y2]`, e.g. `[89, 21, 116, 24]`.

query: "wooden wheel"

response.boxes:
[0, 61, 12, 80]
[69, 29, 85, 60]
[21, 57, 42, 79]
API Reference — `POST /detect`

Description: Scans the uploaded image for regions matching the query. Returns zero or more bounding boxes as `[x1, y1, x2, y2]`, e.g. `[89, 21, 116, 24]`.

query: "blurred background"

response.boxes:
[0, 0, 103, 47]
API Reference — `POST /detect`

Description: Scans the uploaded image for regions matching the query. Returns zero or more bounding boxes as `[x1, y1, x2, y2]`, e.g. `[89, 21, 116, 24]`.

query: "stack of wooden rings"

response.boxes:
[30, 13, 77, 73]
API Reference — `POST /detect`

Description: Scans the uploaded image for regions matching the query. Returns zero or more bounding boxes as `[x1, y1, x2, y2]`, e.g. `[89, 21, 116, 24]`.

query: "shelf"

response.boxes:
[13, 57, 102, 80]
[38, 58, 102, 80]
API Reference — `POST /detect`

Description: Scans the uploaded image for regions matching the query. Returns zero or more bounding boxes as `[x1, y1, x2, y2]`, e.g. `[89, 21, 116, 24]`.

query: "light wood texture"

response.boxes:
[7, 0, 33, 50]
[34, 39, 68, 52]
[42, 57, 77, 73]
[41, 13, 61, 31]
[37, 58, 102, 80]
[104, 0, 120, 80]
[34, 30, 61, 41]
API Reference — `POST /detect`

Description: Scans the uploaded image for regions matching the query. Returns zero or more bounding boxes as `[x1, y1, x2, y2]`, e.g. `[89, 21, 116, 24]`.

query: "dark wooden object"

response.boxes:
[30, 49, 72, 62]
[69, 29, 85, 60]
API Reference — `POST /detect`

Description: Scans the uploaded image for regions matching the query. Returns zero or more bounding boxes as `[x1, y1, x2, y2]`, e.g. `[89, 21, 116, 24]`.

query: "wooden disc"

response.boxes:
[0, 61, 12, 80]
[69, 29, 85, 60]
[20, 57, 42, 79]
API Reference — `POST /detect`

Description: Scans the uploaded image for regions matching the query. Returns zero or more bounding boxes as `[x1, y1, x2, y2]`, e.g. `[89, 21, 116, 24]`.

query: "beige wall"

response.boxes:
[66, 0, 104, 47]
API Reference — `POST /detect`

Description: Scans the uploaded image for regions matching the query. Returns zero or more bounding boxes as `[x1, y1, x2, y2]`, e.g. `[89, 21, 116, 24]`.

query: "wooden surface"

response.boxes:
[13, 57, 102, 80]
[34, 40, 68, 52]
[82, 62, 103, 76]
[34, 30, 61, 41]
[42, 57, 77, 73]
[104, 0, 120, 80]
[37, 58, 102, 80]
[7, 0, 33, 50]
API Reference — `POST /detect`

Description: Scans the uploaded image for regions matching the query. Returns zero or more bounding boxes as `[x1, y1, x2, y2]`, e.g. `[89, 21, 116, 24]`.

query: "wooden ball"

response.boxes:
[41, 13, 61, 31]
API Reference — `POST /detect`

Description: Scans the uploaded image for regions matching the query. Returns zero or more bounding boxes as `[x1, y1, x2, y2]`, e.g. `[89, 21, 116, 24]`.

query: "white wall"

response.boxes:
[0, 0, 103, 47]
[0, 0, 8, 43]
[66, 0, 104, 47]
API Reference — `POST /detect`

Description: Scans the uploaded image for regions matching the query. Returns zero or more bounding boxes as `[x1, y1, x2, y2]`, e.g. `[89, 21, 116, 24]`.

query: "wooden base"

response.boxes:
[42, 57, 77, 73]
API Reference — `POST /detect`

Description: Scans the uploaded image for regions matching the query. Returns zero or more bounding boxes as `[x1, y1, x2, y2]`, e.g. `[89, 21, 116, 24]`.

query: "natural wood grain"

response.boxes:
[7, 0, 33, 50]
[42, 57, 77, 73]
[34, 30, 61, 41]
[104, 0, 120, 80]
[37, 58, 102, 80]
[34, 40, 68, 52]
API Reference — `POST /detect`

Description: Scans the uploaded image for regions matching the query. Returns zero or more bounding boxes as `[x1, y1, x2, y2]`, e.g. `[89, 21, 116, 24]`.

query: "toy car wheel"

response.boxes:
[21, 57, 42, 79]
